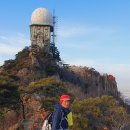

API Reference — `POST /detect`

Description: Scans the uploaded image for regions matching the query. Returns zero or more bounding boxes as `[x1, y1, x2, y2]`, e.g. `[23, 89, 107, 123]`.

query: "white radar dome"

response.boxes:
[31, 8, 53, 26]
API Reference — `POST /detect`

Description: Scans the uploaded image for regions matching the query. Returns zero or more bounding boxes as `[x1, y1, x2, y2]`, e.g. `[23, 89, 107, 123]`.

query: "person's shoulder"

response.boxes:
[54, 103, 62, 111]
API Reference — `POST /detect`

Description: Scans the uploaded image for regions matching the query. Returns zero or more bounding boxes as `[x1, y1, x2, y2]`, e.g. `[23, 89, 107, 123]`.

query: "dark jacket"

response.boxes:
[52, 103, 70, 130]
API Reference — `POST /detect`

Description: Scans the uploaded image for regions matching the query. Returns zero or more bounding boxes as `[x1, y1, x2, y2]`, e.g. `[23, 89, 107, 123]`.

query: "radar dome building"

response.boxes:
[30, 8, 54, 54]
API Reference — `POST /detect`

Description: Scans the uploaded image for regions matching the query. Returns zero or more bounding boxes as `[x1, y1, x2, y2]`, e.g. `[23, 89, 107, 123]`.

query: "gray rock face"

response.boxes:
[60, 66, 119, 98]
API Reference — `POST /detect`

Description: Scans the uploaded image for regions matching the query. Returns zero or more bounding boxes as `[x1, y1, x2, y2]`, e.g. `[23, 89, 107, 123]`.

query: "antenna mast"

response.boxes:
[53, 9, 56, 45]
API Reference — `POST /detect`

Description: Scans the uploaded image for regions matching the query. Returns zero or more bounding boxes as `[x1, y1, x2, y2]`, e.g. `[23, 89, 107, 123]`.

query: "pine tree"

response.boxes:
[50, 43, 61, 61]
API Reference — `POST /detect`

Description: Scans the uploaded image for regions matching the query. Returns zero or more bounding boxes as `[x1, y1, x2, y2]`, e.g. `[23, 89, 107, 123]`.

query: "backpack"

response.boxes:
[42, 112, 53, 130]
[42, 110, 65, 130]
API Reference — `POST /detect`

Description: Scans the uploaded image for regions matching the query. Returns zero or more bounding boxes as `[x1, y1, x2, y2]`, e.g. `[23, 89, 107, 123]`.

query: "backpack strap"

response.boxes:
[59, 109, 68, 130]
[59, 110, 64, 130]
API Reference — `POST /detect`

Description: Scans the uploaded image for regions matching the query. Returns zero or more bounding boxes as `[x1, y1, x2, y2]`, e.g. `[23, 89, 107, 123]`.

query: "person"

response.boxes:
[52, 94, 73, 130]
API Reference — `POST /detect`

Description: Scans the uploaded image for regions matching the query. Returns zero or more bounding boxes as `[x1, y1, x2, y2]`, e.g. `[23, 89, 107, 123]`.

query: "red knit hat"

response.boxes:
[60, 94, 71, 104]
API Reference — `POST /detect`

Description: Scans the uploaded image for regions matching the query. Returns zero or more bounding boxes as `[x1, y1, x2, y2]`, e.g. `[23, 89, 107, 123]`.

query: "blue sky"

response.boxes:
[0, 0, 130, 95]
